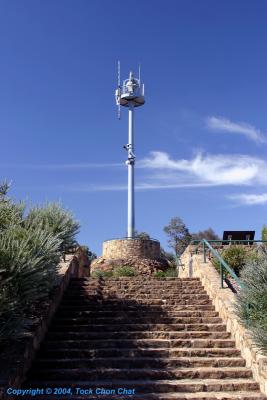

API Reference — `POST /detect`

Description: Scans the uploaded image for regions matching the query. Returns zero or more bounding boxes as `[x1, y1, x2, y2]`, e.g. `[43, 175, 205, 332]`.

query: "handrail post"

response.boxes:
[202, 241, 206, 263]
[220, 262, 223, 288]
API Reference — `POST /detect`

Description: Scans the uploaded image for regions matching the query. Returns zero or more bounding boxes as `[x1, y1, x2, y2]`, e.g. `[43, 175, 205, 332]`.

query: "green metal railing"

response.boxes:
[192, 239, 267, 289]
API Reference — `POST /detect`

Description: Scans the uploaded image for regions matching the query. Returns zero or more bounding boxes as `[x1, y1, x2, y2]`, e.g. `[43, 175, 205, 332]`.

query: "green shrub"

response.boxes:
[164, 267, 177, 277]
[262, 225, 267, 241]
[113, 266, 136, 277]
[212, 245, 256, 277]
[154, 271, 166, 279]
[235, 247, 267, 354]
[91, 270, 114, 279]
[154, 268, 177, 279]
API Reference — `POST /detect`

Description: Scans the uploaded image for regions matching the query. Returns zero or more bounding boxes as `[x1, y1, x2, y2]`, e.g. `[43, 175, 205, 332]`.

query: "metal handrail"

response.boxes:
[191, 238, 245, 289]
[203, 239, 244, 289]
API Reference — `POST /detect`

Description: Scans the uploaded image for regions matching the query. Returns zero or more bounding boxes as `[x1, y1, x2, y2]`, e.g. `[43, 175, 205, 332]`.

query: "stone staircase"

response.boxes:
[23, 277, 266, 399]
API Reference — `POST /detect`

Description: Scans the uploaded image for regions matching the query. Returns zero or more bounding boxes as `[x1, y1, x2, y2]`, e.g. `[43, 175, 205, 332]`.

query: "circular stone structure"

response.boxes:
[91, 238, 169, 275]
[103, 238, 160, 260]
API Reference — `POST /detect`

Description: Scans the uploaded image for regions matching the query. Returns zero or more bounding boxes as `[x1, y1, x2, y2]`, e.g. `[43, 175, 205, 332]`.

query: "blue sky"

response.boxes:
[1, 0, 267, 255]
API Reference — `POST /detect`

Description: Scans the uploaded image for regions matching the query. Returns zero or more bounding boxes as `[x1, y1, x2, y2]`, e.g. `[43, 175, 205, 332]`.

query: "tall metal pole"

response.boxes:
[127, 102, 135, 238]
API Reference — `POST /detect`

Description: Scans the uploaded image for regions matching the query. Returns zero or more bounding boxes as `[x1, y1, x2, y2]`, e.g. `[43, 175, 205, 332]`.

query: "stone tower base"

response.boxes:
[91, 238, 169, 275]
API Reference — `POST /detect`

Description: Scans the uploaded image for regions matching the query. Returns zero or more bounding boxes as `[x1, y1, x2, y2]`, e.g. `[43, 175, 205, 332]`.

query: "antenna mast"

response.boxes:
[117, 61, 121, 119]
[115, 64, 145, 238]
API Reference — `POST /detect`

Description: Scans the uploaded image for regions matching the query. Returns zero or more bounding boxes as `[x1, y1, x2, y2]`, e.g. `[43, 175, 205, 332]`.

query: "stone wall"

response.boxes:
[180, 246, 267, 395]
[103, 238, 160, 260]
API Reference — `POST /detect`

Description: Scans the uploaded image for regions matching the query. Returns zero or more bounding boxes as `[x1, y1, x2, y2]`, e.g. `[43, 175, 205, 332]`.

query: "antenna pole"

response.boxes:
[115, 66, 144, 238]
[127, 102, 135, 238]
[118, 60, 120, 86]
[117, 61, 121, 119]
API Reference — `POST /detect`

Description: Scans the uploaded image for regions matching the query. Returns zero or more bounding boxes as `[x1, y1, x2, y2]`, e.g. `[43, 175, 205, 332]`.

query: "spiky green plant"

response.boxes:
[24, 203, 80, 253]
[0, 200, 24, 232]
[0, 226, 61, 340]
[235, 247, 267, 354]
[0, 183, 81, 342]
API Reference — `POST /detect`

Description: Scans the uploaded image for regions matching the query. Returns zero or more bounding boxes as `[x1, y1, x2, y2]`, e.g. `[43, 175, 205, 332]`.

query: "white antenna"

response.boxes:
[114, 65, 145, 238]
[116, 61, 121, 119]
[138, 63, 141, 83]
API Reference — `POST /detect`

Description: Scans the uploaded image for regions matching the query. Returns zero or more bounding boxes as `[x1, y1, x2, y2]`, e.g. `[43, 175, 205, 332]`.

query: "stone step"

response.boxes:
[62, 294, 211, 301]
[28, 367, 253, 381]
[69, 281, 202, 287]
[46, 330, 231, 340]
[59, 299, 213, 307]
[71, 277, 200, 282]
[101, 283, 203, 287]
[41, 338, 236, 350]
[57, 317, 223, 325]
[22, 276, 266, 400]
[54, 310, 220, 318]
[35, 356, 246, 369]
[66, 289, 207, 295]
[64, 293, 208, 299]
[22, 379, 260, 393]
[49, 323, 226, 332]
[56, 304, 216, 313]
[74, 286, 204, 291]
[35, 347, 241, 358]
[20, 392, 267, 400]
[52, 317, 223, 325]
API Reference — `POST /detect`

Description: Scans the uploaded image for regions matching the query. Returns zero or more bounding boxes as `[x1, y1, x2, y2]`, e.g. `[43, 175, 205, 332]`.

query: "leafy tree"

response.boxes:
[79, 245, 97, 262]
[235, 247, 267, 354]
[191, 228, 219, 241]
[160, 247, 176, 266]
[134, 230, 151, 240]
[163, 217, 191, 256]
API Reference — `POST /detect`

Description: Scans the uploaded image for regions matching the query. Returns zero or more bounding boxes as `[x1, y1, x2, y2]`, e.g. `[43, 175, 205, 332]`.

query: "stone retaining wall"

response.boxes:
[180, 246, 267, 395]
[103, 238, 160, 260]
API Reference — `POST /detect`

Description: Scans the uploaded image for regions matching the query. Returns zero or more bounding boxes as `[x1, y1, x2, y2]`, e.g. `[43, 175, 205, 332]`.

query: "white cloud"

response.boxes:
[138, 151, 267, 186]
[58, 181, 218, 192]
[206, 116, 266, 143]
[228, 193, 267, 205]
[56, 151, 267, 192]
